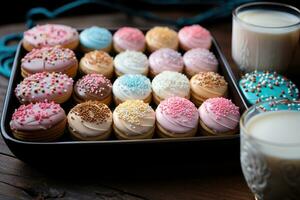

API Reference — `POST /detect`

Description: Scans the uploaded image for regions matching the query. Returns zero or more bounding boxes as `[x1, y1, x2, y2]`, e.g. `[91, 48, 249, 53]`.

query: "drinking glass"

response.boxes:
[232, 2, 300, 73]
[240, 99, 300, 200]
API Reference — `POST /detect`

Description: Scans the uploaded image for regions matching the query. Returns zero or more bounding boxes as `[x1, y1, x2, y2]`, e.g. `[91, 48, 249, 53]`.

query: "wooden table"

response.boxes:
[0, 13, 253, 200]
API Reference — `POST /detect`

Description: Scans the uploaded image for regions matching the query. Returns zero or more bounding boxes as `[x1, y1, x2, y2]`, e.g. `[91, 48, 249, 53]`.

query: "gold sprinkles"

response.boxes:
[71, 101, 111, 124]
[192, 72, 227, 88]
[115, 100, 153, 125]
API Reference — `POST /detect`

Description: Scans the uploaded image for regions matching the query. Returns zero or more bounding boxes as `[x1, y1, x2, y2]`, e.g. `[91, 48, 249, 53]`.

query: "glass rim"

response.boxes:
[233, 2, 300, 29]
[240, 99, 300, 147]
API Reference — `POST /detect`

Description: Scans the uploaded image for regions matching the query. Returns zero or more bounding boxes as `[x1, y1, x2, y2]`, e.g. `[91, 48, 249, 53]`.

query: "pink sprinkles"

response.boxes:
[76, 74, 112, 95]
[24, 24, 78, 47]
[11, 101, 62, 124]
[206, 97, 239, 119]
[159, 97, 198, 122]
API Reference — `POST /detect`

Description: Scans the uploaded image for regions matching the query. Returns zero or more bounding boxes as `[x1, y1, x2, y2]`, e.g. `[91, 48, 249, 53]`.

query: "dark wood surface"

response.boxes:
[0, 14, 253, 200]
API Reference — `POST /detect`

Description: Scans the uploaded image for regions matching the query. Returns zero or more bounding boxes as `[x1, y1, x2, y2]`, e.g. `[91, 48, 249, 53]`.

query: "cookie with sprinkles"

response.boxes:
[23, 24, 79, 51]
[73, 73, 112, 105]
[113, 100, 155, 140]
[198, 97, 240, 136]
[190, 72, 228, 107]
[10, 101, 66, 142]
[152, 71, 190, 105]
[21, 46, 78, 78]
[112, 74, 152, 105]
[113, 27, 146, 53]
[239, 70, 299, 105]
[156, 96, 199, 138]
[145, 26, 178, 53]
[67, 101, 113, 141]
[79, 50, 114, 79]
[15, 72, 73, 104]
[148, 48, 184, 78]
[114, 50, 149, 77]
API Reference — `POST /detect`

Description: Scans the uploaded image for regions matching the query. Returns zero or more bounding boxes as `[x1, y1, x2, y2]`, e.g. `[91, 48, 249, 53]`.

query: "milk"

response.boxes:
[242, 111, 300, 200]
[232, 9, 300, 72]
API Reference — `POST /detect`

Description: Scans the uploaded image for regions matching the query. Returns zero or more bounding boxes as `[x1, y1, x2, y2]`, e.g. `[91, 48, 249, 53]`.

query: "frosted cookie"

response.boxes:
[21, 46, 78, 78]
[199, 97, 240, 136]
[113, 100, 155, 140]
[15, 72, 73, 104]
[113, 27, 145, 52]
[152, 71, 190, 105]
[23, 24, 79, 51]
[114, 50, 149, 76]
[113, 74, 152, 105]
[67, 101, 112, 141]
[145, 27, 178, 52]
[79, 26, 112, 53]
[239, 70, 299, 105]
[149, 48, 183, 78]
[156, 97, 199, 138]
[10, 102, 66, 141]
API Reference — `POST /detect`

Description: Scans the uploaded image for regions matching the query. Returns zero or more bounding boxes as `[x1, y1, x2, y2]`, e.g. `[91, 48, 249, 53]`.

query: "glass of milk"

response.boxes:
[232, 2, 300, 73]
[240, 99, 300, 200]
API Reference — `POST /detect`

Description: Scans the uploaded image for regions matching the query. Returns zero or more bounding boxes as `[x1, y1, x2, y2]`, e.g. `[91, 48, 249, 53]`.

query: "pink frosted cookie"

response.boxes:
[198, 97, 240, 136]
[21, 46, 78, 78]
[113, 27, 145, 53]
[15, 72, 73, 104]
[10, 102, 66, 141]
[149, 48, 184, 77]
[23, 24, 79, 51]
[183, 48, 218, 78]
[178, 25, 212, 50]
[156, 97, 199, 138]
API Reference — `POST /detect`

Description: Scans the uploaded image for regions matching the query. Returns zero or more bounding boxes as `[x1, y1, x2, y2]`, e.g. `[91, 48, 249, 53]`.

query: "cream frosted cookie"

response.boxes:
[79, 50, 114, 79]
[67, 101, 112, 141]
[151, 71, 190, 105]
[113, 100, 155, 140]
[190, 72, 228, 106]
[114, 50, 149, 77]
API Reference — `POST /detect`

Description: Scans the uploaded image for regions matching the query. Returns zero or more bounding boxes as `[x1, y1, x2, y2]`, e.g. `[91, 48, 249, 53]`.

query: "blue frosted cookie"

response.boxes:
[79, 26, 112, 52]
[239, 70, 299, 105]
[112, 74, 152, 105]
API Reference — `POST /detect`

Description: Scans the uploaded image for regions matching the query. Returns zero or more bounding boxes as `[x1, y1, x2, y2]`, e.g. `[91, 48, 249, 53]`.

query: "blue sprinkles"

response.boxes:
[114, 74, 151, 97]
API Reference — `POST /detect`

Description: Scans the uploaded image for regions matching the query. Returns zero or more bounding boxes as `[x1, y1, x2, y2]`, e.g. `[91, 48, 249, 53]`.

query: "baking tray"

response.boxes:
[1, 29, 247, 168]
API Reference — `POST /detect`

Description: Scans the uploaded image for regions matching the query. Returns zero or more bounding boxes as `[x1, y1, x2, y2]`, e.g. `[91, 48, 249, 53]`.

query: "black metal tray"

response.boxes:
[1, 29, 247, 167]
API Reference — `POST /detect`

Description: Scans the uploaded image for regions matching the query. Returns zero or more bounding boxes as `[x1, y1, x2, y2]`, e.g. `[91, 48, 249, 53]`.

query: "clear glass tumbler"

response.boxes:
[240, 99, 300, 200]
[232, 2, 300, 73]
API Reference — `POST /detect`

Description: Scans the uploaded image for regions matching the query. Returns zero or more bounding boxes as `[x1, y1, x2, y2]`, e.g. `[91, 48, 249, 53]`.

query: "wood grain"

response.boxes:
[0, 13, 252, 200]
